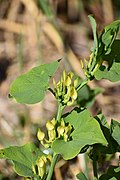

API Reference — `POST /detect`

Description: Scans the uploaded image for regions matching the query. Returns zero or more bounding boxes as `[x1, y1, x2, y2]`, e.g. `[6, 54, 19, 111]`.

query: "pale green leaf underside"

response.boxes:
[88, 15, 98, 50]
[102, 20, 120, 53]
[94, 62, 120, 82]
[0, 143, 43, 177]
[10, 61, 59, 104]
[94, 40, 120, 82]
[52, 109, 107, 160]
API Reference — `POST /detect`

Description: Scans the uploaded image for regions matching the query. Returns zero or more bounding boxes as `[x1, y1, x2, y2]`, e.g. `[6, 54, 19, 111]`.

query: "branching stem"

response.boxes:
[46, 102, 64, 180]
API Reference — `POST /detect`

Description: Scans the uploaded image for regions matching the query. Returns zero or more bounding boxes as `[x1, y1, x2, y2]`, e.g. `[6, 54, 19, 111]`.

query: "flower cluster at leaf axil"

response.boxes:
[37, 118, 73, 148]
[32, 154, 52, 179]
[53, 70, 78, 106]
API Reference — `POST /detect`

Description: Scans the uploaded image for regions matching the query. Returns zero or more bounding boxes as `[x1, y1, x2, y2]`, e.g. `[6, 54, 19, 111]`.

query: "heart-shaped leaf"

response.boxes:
[0, 143, 43, 177]
[9, 61, 59, 104]
[52, 109, 107, 160]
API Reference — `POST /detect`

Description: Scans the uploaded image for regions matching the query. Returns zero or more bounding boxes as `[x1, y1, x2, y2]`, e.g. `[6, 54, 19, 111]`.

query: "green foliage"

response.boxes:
[99, 166, 120, 180]
[0, 143, 43, 178]
[94, 40, 120, 82]
[110, 120, 120, 146]
[52, 109, 107, 160]
[101, 20, 120, 54]
[0, 16, 120, 180]
[88, 15, 98, 50]
[76, 172, 88, 180]
[77, 84, 103, 108]
[87, 16, 120, 82]
[9, 61, 59, 104]
[96, 114, 120, 154]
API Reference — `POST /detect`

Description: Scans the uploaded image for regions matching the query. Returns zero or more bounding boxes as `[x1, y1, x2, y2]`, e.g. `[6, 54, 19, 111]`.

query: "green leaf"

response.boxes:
[101, 20, 120, 54]
[9, 61, 59, 104]
[88, 15, 98, 50]
[52, 109, 107, 160]
[88, 19, 120, 79]
[95, 114, 119, 154]
[110, 119, 120, 146]
[76, 172, 88, 180]
[77, 85, 103, 108]
[94, 40, 120, 82]
[0, 143, 43, 177]
[99, 166, 120, 180]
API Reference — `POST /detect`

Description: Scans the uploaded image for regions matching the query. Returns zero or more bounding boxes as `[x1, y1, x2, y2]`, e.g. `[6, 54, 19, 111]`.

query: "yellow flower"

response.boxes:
[46, 121, 54, 131]
[36, 156, 47, 178]
[37, 128, 45, 141]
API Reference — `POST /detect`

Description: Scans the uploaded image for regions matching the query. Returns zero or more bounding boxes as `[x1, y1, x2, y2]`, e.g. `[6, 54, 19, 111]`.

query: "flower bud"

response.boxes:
[46, 121, 54, 131]
[67, 100, 74, 106]
[74, 77, 79, 88]
[37, 129, 45, 141]
[64, 124, 72, 142]
[37, 156, 46, 178]
[47, 154, 52, 162]
[51, 118, 56, 126]
[63, 70, 67, 82]
[61, 118, 65, 127]
[57, 126, 65, 138]
[71, 87, 77, 100]
[68, 71, 74, 79]
[65, 76, 71, 86]
[48, 129, 56, 142]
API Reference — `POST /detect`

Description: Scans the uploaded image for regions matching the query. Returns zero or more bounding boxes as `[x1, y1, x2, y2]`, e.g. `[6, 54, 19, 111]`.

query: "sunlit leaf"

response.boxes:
[9, 61, 59, 104]
[52, 109, 107, 160]
[0, 143, 43, 177]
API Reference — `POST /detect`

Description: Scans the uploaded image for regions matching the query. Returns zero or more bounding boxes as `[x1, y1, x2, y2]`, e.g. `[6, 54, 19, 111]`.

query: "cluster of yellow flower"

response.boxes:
[53, 70, 78, 106]
[32, 154, 52, 179]
[37, 118, 73, 148]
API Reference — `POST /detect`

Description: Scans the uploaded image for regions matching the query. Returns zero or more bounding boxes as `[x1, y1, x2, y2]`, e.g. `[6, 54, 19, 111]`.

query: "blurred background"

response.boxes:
[0, 0, 120, 179]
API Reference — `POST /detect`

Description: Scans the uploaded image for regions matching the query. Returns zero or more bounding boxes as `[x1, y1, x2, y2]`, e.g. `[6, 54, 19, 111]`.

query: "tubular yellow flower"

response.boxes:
[65, 76, 71, 86]
[46, 121, 54, 131]
[74, 77, 79, 88]
[47, 154, 52, 162]
[48, 129, 56, 142]
[68, 71, 74, 79]
[57, 126, 65, 137]
[51, 118, 56, 126]
[53, 70, 78, 106]
[37, 128, 45, 141]
[37, 156, 47, 178]
[71, 87, 77, 100]
[63, 70, 67, 82]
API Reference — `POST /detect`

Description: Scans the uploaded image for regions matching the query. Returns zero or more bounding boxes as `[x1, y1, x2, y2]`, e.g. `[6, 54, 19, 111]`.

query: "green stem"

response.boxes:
[46, 153, 58, 180]
[46, 102, 64, 180]
[77, 78, 89, 91]
[92, 148, 98, 179]
[84, 153, 89, 179]
[56, 103, 64, 122]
